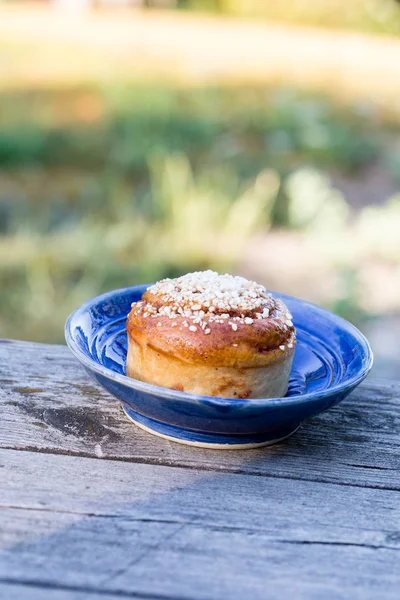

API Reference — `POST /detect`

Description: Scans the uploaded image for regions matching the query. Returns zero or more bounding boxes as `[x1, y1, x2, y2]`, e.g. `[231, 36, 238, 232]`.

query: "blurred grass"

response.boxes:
[1, 81, 399, 342]
[180, 0, 400, 37]
[0, 83, 388, 172]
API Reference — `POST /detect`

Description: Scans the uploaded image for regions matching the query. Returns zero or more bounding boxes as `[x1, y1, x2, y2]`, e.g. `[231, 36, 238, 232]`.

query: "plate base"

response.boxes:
[121, 404, 299, 450]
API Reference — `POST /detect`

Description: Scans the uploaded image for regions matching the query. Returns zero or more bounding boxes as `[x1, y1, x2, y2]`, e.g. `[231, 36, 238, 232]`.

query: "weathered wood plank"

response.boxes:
[1, 448, 400, 600]
[1, 339, 400, 488]
[1, 340, 399, 489]
[4, 448, 400, 537]
[2, 519, 399, 600]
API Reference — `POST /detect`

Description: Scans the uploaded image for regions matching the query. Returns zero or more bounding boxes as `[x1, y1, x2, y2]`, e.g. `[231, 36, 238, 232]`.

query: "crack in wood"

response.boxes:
[102, 524, 187, 585]
[0, 579, 181, 600]
[2, 443, 400, 492]
[2, 504, 400, 552]
[0, 504, 188, 524]
[275, 539, 400, 551]
[343, 463, 397, 471]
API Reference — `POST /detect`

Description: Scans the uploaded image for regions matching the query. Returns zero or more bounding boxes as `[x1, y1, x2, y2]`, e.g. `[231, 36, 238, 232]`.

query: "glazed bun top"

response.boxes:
[127, 271, 296, 367]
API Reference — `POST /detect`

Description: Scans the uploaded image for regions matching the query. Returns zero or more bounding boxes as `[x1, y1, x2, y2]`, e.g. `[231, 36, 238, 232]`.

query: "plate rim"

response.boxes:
[65, 284, 373, 408]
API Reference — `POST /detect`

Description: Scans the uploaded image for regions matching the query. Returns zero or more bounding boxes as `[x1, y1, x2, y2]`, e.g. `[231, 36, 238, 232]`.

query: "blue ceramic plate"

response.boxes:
[65, 285, 373, 449]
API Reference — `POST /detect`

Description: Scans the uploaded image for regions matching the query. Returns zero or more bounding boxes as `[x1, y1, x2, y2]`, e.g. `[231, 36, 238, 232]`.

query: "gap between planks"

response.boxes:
[1, 504, 399, 553]
[1, 442, 400, 492]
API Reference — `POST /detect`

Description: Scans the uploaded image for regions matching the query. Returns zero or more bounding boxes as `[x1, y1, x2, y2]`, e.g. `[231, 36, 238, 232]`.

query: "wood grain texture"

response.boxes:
[1, 339, 399, 490]
[1, 339, 400, 599]
[1, 448, 400, 600]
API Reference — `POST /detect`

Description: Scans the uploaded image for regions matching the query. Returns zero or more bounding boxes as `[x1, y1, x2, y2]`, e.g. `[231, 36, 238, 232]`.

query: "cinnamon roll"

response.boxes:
[126, 271, 296, 399]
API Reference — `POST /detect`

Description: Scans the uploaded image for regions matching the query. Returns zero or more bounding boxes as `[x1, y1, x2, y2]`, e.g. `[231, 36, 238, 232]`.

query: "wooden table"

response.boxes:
[1, 339, 400, 599]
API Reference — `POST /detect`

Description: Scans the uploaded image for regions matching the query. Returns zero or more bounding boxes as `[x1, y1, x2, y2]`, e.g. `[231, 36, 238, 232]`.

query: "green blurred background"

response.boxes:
[1, 0, 400, 377]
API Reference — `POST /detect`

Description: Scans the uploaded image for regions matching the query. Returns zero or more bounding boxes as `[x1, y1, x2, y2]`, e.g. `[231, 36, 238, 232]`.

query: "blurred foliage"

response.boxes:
[0, 84, 383, 174]
[356, 194, 400, 261]
[283, 167, 400, 322]
[0, 82, 399, 342]
[285, 168, 349, 231]
[0, 150, 278, 343]
[148, 154, 278, 265]
[179, 0, 400, 37]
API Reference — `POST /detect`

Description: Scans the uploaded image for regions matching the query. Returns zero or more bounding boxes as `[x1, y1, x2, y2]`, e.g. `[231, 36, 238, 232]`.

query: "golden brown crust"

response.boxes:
[127, 271, 296, 368]
[126, 332, 294, 398]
